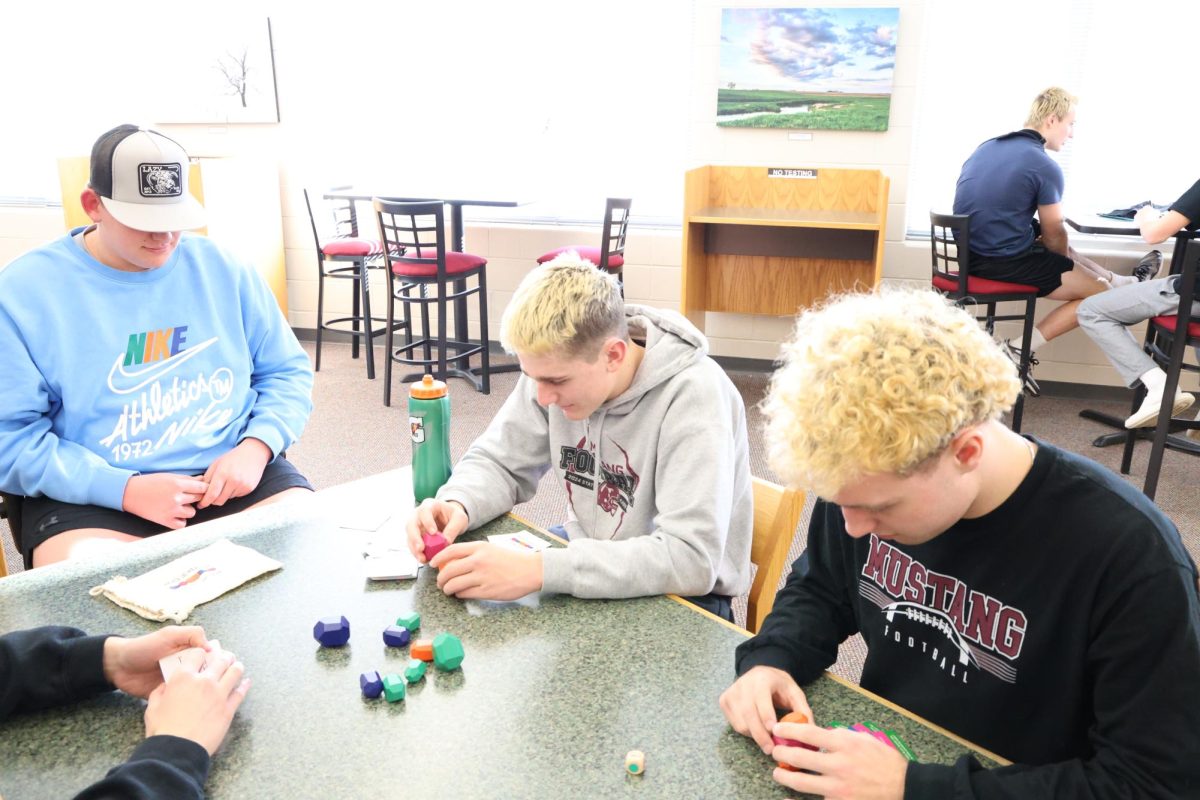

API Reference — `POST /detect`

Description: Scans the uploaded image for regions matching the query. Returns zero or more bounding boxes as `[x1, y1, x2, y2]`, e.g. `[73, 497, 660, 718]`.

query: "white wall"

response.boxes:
[0, 2, 1175, 388]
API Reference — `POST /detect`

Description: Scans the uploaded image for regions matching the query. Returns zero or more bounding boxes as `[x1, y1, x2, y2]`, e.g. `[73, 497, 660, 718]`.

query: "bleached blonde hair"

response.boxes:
[499, 252, 626, 359]
[763, 288, 1021, 498]
[1025, 86, 1077, 129]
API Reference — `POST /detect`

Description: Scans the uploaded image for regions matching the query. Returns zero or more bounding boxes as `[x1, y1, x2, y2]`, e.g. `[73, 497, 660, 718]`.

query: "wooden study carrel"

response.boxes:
[681, 165, 889, 329]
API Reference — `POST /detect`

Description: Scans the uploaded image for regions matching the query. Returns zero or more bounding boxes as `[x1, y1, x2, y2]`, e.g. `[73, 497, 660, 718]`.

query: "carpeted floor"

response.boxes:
[3, 340, 1197, 683]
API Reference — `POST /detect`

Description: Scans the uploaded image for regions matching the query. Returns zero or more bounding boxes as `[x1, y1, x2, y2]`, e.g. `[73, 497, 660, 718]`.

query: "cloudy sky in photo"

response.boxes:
[720, 7, 899, 93]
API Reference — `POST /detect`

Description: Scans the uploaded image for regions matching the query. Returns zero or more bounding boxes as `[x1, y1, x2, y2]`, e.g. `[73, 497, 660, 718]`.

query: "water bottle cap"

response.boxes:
[410, 374, 448, 399]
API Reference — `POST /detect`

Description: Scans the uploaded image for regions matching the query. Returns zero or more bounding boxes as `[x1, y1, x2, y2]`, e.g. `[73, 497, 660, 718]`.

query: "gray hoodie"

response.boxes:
[437, 304, 753, 600]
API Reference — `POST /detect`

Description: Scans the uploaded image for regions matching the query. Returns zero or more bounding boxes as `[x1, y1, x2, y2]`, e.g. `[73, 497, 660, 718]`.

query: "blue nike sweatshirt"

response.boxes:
[0, 229, 313, 509]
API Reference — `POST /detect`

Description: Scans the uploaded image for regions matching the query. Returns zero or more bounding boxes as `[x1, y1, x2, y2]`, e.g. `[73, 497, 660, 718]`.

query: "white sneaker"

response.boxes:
[1125, 387, 1196, 429]
[1187, 408, 1200, 442]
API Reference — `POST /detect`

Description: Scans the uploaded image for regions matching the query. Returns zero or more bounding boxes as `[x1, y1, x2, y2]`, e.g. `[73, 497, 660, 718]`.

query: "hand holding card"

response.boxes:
[160, 639, 230, 681]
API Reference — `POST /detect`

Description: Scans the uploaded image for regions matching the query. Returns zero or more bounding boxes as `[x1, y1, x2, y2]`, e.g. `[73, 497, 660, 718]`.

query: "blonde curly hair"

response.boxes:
[763, 288, 1021, 497]
[499, 252, 626, 359]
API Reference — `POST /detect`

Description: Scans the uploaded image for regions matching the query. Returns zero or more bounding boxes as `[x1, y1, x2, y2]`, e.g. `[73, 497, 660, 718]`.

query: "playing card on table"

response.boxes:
[487, 531, 552, 553]
[362, 533, 422, 581]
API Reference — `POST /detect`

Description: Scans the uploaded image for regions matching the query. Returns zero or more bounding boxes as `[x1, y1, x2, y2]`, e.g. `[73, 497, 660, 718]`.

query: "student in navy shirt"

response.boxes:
[953, 87, 1162, 395]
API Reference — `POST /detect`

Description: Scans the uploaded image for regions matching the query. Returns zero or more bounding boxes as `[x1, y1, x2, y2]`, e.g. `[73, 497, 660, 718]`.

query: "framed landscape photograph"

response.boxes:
[717, 7, 899, 131]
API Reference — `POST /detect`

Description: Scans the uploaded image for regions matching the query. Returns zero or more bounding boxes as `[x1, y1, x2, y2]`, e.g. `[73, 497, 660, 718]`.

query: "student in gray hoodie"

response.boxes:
[406, 254, 752, 620]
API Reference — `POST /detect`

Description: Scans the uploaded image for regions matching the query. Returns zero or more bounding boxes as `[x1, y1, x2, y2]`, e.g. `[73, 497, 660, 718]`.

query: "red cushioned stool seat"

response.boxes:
[932, 274, 1038, 295]
[322, 237, 382, 258]
[1150, 315, 1200, 337]
[394, 250, 487, 278]
[536, 246, 624, 271]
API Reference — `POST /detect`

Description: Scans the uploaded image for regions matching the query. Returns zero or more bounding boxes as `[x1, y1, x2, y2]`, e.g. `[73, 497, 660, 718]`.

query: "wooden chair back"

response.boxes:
[747, 477, 805, 633]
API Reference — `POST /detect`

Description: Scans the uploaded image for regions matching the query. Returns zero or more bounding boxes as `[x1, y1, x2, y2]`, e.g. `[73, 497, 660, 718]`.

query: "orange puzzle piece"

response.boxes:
[411, 638, 434, 661]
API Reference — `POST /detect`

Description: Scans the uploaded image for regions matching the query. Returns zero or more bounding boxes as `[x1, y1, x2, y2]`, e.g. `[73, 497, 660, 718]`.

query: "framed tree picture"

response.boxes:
[152, 18, 281, 124]
[717, 7, 899, 132]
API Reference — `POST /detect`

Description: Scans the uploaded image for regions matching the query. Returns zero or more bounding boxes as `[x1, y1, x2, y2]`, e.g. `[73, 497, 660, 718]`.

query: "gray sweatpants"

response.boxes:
[1078, 277, 1200, 387]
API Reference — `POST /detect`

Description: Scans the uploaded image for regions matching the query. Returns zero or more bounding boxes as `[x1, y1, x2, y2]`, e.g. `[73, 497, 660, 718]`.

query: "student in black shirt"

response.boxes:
[1, 625, 248, 799]
[720, 288, 1200, 798]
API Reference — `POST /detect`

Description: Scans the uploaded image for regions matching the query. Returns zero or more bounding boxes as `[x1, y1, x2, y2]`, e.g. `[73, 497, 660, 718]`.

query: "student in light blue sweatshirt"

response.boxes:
[0, 125, 314, 567]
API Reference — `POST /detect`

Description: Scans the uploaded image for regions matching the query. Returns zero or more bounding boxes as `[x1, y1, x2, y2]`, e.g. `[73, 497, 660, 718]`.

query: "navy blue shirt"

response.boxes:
[953, 130, 1064, 258]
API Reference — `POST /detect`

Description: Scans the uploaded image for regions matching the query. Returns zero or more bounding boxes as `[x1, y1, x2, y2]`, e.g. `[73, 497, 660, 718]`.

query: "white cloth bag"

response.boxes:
[90, 538, 283, 623]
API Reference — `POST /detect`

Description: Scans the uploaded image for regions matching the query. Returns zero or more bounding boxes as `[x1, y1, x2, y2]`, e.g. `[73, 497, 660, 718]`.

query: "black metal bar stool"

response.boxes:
[930, 212, 1040, 432]
[1119, 231, 1200, 499]
[304, 188, 402, 379]
[536, 198, 632, 294]
[373, 198, 491, 404]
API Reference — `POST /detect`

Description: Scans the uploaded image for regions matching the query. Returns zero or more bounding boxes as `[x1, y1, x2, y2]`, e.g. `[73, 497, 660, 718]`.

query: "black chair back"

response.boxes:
[374, 199, 448, 277]
[599, 198, 633, 273]
[930, 212, 971, 298]
[304, 186, 361, 250]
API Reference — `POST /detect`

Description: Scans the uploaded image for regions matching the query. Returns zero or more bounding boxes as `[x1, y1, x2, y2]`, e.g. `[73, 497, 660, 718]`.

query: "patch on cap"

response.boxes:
[139, 163, 183, 198]
[88, 124, 206, 232]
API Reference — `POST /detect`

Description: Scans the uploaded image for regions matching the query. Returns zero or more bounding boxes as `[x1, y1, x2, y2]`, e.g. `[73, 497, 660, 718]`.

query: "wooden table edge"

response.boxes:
[482, 507, 1011, 768]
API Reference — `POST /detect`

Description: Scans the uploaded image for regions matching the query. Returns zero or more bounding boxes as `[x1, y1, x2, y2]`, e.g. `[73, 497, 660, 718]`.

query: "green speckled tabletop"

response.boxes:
[0, 472, 1000, 799]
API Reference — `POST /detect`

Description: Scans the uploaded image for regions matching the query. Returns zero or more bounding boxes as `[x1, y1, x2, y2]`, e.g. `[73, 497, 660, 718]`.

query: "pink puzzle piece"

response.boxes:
[422, 531, 448, 562]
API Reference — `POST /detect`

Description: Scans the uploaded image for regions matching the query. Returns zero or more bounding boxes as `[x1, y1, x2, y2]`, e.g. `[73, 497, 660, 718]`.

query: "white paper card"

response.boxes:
[487, 531, 552, 553]
[363, 532, 421, 581]
[364, 551, 422, 581]
[159, 639, 228, 681]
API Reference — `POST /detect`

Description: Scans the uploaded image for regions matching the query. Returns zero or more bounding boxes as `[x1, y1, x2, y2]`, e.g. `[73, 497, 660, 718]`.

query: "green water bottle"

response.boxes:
[409, 374, 452, 504]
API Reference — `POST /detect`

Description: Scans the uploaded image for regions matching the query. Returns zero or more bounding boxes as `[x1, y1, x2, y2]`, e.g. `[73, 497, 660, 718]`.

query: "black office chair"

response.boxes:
[1119, 231, 1200, 499]
[537, 198, 632, 293]
[374, 198, 492, 404]
[303, 188, 404, 379]
[930, 212, 1040, 432]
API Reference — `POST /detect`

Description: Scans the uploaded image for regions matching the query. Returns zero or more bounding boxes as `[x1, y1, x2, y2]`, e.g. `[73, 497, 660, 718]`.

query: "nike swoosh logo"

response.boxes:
[107, 336, 219, 395]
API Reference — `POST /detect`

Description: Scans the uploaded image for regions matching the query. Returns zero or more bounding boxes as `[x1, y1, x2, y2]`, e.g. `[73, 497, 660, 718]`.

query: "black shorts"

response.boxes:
[969, 244, 1074, 297]
[20, 456, 313, 563]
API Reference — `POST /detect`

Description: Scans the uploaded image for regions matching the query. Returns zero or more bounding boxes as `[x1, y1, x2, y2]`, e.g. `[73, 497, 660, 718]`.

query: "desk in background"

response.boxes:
[681, 166, 889, 331]
[323, 189, 523, 254]
[0, 470, 1004, 798]
[1064, 213, 1140, 236]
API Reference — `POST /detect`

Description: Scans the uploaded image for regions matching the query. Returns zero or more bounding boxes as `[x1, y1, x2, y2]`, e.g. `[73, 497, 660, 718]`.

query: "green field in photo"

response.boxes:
[716, 89, 891, 131]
